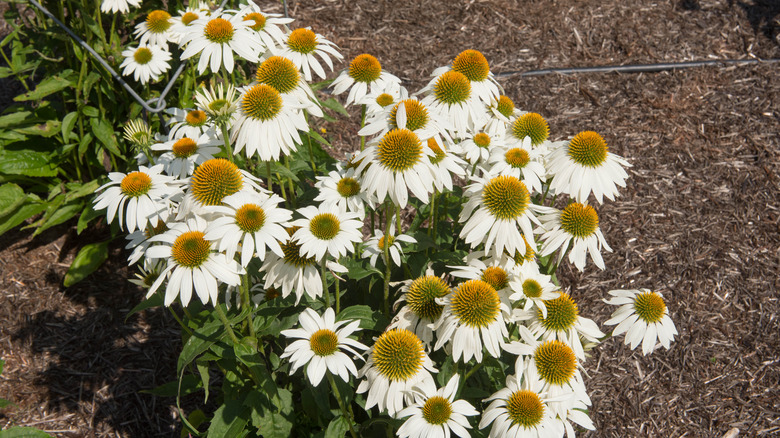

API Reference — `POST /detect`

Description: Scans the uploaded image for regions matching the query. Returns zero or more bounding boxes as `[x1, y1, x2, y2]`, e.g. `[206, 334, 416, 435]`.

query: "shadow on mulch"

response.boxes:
[1, 224, 183, 437]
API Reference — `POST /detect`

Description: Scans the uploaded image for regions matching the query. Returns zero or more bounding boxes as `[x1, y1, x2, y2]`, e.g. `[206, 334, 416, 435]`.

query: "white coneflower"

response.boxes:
[390, 273, 451, 349]
[144, 216, 243, 307]
[486, 137, 547, 195]
[120, 45, 172, 85]
[604, 289, 677, 355]
[426, 138, 467, 193]
[361, 223, 416, 268]
[547, 130, 631, 204]
[166, 108, 212, 140]
[93, 164, 181, 233]
[356, 329, 437, 417]
[419, 70, 487, 137]
[459, 172, 553, 257]
[281, 308, 368, 386]
[134, 10, 175, 47]
[194, 82, 240, 127]
[314, 168, 372, 219]
[179, 11, 263, 74]
[151, 131, 222, 179]
[237, 3, 294, 50]
[332, 53, 401, 106]
[254, 55, 322, 117]
[431, 49, 501, 105]
[537, 202, 612, 271]
[101, 0, 141, 14]
[276, 27, 344, 82]
[290, 205, 363, 261]
[396, 374, 478, 438]
[203, 189, 292, 267]
[355, 128, 437, 208]
[507, 262, 560, 318]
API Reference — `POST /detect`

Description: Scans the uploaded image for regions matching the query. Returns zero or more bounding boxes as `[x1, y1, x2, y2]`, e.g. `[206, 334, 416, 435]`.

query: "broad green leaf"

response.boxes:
[61, 111, 78, 141]
[15, 120, 60, 138]
[339, 258, 382, 281]
[307, 128, 331, 147]
[324, 416, 350, 438]
[90, 118, 122, 157]
[196, 359, 211, 403]
[64, 180, 100, 201]
[251, 402, 293, 438]
[0, 183, 25, 217]
[63, 240, 109, 287]
[177, 317, 226, 374]
[0, 427, 54, 438]
[0, 111, 31, 129]
[33, 199, 84, 237]
[337, 305, 388, 331]
[233, 341, 277, 398]
[13, 74, 73, 101]
[207, 400, 251, 438]
[301, 385, 333, 423]
[76, 203, 104, 234]
[181, 410, 207, 438]
[0, 398, 14, 408]
[0, 201, 46, 236]
[142, 375, 202, 397]
[268, 161, 299, 182]
[0, 148, 57, 177]
[81, 106, 99, 118]
[320, 97, 349, 116]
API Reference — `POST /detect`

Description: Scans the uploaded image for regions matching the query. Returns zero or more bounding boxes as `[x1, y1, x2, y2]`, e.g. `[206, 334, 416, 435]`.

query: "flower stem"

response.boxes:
[266, 161, 273, 194]
[321, 259, 331, 308]
[360, 104, 367, 151]
[382, 202, 394, 318]
[220, 123, 233, 163]
[335, 273, 341, 314]
[327, 373, 358, 438]
[168, 307, 193, 337]
[214, 304, 240, 345]
[239, 274, 257, 341]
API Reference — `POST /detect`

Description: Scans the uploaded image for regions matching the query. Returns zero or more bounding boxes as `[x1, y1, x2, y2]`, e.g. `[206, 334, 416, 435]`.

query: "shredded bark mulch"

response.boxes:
[1, 0, 778, 436]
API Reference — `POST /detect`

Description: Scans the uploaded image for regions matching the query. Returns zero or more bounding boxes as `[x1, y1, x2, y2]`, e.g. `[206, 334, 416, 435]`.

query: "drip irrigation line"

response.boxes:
[498, 58, 780, 77]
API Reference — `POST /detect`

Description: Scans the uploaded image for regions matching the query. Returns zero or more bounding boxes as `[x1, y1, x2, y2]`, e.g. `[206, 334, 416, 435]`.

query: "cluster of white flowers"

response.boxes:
[94, 3, 677, 437]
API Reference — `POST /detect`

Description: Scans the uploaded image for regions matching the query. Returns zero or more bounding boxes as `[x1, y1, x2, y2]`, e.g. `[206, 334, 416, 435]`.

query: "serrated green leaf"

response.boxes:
[181, 410, 207, 438]
[13, 74, 73, 101]
[177, 317, 226, 374]
[207, 400, 251, 438]
[0, 427, 54, 438]
[0, 183, 25, 217]
[15, 120, 60, 137]
[0, 201, 46, 236]
[63, 240, 109, 287]
[339, 258, 382, 281]
[81, 106, 99, 118]
[0, 148, 57, 177]
[61, 111, 78, 141]
[76, 203, 103, 234]
[142, 375, 202, 397]
[0, 111, 31, 129]
[126, 292, 163, 320]
[252, 404, 293, 438]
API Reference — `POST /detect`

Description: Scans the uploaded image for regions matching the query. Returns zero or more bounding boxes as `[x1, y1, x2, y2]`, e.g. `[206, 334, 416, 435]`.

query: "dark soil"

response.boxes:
[1, 0, 779, 437]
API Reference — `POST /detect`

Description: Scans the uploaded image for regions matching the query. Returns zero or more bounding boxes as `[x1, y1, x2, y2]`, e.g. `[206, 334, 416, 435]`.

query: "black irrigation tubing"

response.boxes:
[498, 58, 780, 77]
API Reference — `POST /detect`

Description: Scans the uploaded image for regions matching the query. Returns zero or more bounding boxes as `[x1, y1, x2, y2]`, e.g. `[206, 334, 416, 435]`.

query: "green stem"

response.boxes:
[335, 273, 341, 314]
[220, 123, 233, 162]
[240, 274, 257, 340]
[463, 361, 483, 382]
[266, 161, 273, 194]
[540, 179, 552, 204]
[214, 304, 240, 345]
[321, 259, 330, 308]
[168, 307, 193, 337]
[284, 155, 297, 208]
[327, 374, 358, 438]
[396, 205, 401, 234]
[382, 202, 393, 318]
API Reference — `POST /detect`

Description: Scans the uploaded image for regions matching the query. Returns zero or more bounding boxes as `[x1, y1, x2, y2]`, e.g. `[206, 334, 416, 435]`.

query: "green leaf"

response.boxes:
[13, 74, 73, 101]
[76, 204, 103, 234]
[0, 183, 26, 217]
[82, 106, 99, 118]
[339, 258, 382, 281]
[177, 317, 226, 374]
[126, 292, 163, 320]
[63, 240, 109, 287]
[64, 180, 100, 202]
[324, 416, 350, 438]
[0, 398, 14, 409]
[320, 97, 349, 116]
[181, 410, 207, 438]
[337, 305, 388, 331]
[90, 118, 122, 157]
[0, 427, 54, 438]
[142, 375, 202, 397]
[233, 341, 277, 398]
[196, 359, 211, 403]
[307, 128, 331, 147]
[15, 120, 60, 138]
[61, 111, 78, 141]
[0, 111, 31, 129]
[207, 400, 251, 438]
[0, 201, 46, 237]
[0, 148, 57, 177]
[251, 401, 293, 438]
[33, 199, 84, 237]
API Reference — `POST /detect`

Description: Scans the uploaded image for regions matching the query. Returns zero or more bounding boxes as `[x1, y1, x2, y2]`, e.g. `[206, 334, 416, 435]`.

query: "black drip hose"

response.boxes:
[498, 58, 780, 78]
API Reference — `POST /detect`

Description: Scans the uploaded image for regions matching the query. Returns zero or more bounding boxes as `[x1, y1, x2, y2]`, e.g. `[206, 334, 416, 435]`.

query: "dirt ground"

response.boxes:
[1, 0, 779, 436]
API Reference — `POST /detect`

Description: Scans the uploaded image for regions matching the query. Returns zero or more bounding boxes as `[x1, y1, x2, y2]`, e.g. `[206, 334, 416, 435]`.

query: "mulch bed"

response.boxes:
[1, 0, 779, 436]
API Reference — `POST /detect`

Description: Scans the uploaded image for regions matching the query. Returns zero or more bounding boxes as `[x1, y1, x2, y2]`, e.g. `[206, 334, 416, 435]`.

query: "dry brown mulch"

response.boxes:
[2, 0, 779, 437]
